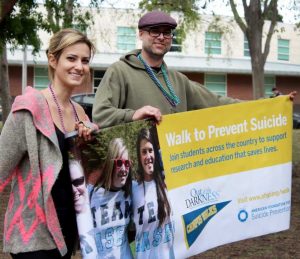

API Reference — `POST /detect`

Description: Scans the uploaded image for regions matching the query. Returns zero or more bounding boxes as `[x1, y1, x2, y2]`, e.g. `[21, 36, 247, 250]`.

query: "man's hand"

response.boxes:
[132, 105, 162, 123]
[288, 91, 297, 101]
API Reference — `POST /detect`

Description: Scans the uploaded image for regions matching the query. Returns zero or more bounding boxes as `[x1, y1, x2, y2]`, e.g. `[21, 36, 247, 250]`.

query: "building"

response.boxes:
[7, 7, 300, 105]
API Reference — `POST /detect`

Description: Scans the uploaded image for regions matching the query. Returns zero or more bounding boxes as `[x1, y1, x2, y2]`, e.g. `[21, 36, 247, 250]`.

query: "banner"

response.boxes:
[67, 96, 292, 258]
[156, 96, 292, 258]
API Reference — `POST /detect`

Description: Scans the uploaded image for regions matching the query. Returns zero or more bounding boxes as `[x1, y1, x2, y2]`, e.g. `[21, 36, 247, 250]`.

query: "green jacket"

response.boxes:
[92, 49, 238, 128]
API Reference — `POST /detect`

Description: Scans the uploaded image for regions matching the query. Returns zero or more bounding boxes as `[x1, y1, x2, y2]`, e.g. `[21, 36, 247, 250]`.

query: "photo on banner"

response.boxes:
[66, 119, 168, 258]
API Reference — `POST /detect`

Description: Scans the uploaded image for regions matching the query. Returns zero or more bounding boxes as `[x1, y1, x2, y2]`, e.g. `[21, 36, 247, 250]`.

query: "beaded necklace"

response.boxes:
[48, 84, 79, 134]
[138, 53, 180, 107]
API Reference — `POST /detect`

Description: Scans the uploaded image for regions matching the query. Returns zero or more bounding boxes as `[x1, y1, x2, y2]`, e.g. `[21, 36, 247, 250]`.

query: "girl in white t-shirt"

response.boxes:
[89, 138, 133, 259]
[132, 128, 175, 259]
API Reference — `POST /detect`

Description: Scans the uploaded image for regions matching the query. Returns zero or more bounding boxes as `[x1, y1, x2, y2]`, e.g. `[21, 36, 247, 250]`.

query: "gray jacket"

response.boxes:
[0, 87, 67, 255]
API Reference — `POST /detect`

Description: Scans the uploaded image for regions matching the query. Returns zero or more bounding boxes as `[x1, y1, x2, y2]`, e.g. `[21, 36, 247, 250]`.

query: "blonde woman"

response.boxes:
[0, 28, 97, 258]
[89, 138, 133, 258]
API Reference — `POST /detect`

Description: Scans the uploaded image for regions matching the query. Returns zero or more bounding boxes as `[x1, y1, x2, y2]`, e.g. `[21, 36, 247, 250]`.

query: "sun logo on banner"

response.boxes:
[182, 201, 231, 248]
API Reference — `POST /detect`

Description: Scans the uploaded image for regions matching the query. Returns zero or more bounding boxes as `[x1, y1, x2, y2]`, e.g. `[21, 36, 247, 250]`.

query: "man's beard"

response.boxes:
[144, 44, 170, 60]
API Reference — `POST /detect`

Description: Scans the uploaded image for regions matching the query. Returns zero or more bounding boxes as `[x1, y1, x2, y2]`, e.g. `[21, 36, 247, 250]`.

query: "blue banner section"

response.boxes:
[182, 201, 231, 248]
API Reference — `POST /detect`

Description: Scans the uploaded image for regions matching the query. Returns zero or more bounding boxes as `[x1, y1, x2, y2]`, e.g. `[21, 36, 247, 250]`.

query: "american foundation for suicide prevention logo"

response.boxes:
[238, 209, 249, 222]
[182, 201, 231, 248]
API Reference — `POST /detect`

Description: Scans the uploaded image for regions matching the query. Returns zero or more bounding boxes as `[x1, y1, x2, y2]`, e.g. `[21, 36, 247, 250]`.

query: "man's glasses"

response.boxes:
[113, 159, 131, 168]
[72, 176, 85, 187]
[144, 28, 174, 39]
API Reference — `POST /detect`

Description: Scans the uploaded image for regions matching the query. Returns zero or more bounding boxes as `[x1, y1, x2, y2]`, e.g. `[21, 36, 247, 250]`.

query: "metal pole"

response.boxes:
[22, 45, 27, 94]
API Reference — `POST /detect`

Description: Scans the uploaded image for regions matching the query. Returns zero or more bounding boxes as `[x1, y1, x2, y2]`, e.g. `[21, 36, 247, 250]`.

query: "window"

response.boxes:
[93, 70, 106, 92]
[278, 39, 289, 61]
[244, 35, 250, 57]
[34, 67, 49, 90]
[170, 31, 182, 52]
[117, 27, 136, 52]
[205, 32, 222, 55]
[264, 75, 276, 97]
[204, 74, 226, 96]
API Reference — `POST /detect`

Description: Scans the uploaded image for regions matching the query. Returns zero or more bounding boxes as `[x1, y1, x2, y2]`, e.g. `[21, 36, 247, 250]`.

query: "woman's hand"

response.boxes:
[75, 121, 99, 141]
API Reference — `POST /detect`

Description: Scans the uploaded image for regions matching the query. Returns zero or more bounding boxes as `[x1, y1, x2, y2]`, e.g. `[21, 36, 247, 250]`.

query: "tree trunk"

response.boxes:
[0, 0, 18, 25]
[246, 0, 265, 100]
[231, 0, 278, 100]
[248, 31, 265, 99]
[248, 29, 265, 100]
[63, 0, 74, 28]
[251, 59, 265, 99]
[0, 44, 12, 123]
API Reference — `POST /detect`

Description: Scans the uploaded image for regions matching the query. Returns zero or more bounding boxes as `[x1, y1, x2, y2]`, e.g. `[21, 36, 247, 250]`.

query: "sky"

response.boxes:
[77, 0, 299, 24]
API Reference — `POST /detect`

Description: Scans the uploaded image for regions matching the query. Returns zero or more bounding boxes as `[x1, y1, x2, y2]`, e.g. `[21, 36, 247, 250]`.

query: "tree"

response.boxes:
[0, 0, 44, 122]
[44, 0, 103, 33]
[293, 0, 300, 28]
[229, 0, 279, 99]
[206, 0, 299, 99]
[0, 0, 17, 122]
[0, 0, 104, 123]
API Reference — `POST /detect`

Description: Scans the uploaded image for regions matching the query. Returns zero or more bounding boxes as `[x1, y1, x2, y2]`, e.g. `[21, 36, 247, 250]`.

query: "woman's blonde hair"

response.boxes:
[96, 138, 132, 197]
[46, 28, 96, 81]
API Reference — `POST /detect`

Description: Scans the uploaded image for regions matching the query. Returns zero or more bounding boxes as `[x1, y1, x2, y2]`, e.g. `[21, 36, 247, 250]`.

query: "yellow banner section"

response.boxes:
[157, 96, 292, 190]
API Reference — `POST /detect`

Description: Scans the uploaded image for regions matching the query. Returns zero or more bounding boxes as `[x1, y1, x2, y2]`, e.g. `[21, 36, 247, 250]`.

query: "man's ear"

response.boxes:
[138, 30, 144, 40]
[48, 54, 57, 69]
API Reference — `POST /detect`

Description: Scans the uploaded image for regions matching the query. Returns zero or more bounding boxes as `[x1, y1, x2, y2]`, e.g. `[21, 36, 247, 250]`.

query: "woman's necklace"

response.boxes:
[138, 53, 180, 107]
[48, 84, 79, 134]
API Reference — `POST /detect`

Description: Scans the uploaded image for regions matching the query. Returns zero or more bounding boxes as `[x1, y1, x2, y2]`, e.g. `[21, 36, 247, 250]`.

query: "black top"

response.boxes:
[51, 125, 78, 252]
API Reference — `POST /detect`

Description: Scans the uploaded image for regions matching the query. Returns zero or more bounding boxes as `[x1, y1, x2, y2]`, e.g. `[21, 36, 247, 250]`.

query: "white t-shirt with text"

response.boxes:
[89, 186, 133, 259]
[132, 180, 175, 259]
